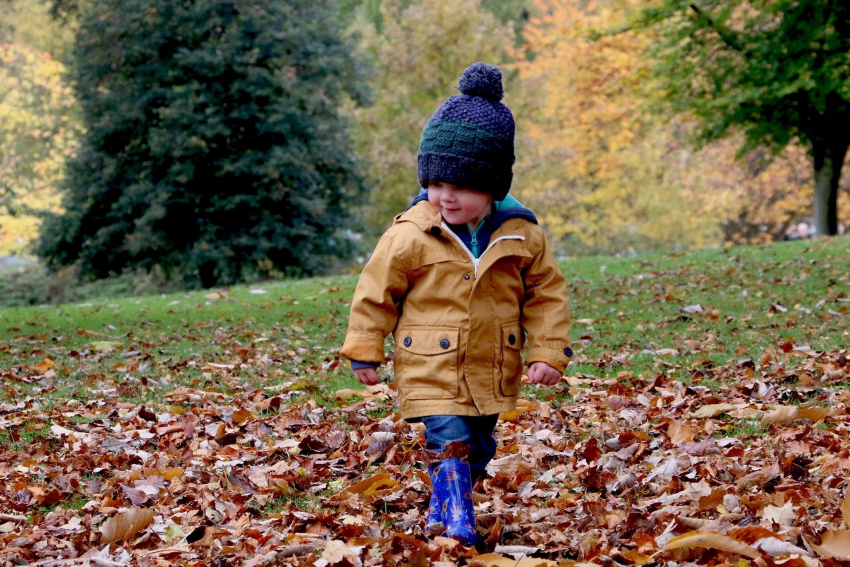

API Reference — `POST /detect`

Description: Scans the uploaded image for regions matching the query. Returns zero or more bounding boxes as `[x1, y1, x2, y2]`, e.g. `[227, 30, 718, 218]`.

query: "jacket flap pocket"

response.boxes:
[502, 323, 523, 351]
[396, 326, 459, 356]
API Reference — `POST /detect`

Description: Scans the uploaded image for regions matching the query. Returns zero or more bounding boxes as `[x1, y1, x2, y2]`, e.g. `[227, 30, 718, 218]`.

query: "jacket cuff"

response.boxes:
[527, 345, 572, 374]
[339, 333, 385, 364]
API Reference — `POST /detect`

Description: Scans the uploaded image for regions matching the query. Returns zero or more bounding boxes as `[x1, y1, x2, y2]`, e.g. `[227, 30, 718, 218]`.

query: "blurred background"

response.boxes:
[1, 0, 848, 303]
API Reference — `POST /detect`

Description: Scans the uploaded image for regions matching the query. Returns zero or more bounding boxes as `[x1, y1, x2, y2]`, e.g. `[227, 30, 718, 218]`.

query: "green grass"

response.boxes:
[0, 419, 51, 452]
[1, 237, 848, 410]
[712, 419, 771, 444]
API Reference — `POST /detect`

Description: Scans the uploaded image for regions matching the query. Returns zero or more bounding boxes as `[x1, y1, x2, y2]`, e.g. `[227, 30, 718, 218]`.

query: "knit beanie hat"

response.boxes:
[417, 62, 515, 201]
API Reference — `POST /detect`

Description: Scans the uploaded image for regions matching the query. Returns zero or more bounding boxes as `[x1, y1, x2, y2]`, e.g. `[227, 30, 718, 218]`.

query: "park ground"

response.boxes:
[0, 237, 849, 566]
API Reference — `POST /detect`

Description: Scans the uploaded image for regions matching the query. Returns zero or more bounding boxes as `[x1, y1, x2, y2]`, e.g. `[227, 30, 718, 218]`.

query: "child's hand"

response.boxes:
[526, 362, 562, 386]
[354, 367, 381, 386]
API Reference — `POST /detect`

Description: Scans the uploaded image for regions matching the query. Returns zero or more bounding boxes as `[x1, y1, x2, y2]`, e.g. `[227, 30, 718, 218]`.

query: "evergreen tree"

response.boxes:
[38, 0, 369, 286]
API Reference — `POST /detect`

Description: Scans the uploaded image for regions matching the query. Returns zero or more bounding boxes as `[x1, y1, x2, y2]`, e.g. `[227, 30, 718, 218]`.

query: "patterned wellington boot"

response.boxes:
[425, 463, 446, 534]
[433, 458, 477, 545]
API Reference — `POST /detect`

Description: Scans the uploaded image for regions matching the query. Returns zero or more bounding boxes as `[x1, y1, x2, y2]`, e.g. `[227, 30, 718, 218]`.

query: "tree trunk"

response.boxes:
[812, 138, 849, 237]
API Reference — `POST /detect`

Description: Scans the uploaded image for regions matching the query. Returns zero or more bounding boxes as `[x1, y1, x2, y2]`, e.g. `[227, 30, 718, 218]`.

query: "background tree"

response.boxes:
[0, 0, 80, 255]
[37, 0, 370, 287]
[348, 0, 514, 236]
[639, 0, 850, 236]
[515, 0, 722, 253]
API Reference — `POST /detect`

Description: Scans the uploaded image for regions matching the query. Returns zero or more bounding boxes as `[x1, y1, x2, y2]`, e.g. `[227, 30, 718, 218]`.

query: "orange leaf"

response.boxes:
[30, 358, 54, 374]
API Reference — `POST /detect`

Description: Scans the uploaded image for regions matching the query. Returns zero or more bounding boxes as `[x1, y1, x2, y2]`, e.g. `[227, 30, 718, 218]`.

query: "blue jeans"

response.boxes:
[421, 414, 499, 481]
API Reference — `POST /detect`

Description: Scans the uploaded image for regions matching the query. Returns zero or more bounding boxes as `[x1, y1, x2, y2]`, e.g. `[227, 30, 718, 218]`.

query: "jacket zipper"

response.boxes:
[440, 222, 525, 279]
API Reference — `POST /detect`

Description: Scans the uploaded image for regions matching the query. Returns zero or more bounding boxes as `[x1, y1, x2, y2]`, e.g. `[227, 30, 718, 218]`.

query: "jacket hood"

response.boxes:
[405, 189, 538, 226]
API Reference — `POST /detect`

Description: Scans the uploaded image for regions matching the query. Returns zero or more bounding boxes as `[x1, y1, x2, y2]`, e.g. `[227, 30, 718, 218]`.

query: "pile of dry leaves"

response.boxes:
[1, 345, 849, 566]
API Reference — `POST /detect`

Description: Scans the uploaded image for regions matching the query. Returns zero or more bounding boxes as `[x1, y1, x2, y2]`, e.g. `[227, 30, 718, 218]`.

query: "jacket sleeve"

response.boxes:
[339, 228, 409, 364]
[521, 229, 572, 373]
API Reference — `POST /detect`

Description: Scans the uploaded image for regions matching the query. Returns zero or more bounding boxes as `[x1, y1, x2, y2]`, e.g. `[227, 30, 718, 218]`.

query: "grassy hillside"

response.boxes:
[1, 237, 849, 565]
[2, 236, 847, 410]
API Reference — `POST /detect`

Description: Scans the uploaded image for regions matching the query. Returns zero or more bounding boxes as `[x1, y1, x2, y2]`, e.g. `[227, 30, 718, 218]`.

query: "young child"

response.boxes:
[339, 62, 572, 545]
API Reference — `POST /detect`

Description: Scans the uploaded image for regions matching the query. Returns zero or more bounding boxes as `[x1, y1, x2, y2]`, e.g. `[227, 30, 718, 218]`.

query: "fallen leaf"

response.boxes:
[797, 405, 839, 422]
[30, 358, 54, 373]
[689, 403, 737, 418]
[841, 493, 850, 528]
[322, 540, 360, 564]
[90, 341, 121, 351]
[493, 545, 541, 559]
[100, 507, 156, 544]
[762, 501, 795, 527]
[661, 531, 760, 559]
[753, 537, 811, 557]
[806, 530, 850, 560]
[162, 523, 185, 542]
[668, 420, 696, 444]
[762, 405, 799, 425]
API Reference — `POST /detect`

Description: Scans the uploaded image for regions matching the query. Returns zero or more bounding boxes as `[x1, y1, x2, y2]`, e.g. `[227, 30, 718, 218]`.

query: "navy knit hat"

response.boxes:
[417, 62, 515, 200]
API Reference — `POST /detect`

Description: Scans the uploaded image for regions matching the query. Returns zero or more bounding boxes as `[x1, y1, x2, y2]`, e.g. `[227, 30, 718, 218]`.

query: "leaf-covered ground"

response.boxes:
[1, 237, 849, 566]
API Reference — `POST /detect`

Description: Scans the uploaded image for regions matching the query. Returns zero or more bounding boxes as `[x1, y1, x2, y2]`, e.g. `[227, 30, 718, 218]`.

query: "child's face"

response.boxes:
[427, 181, 493, 229]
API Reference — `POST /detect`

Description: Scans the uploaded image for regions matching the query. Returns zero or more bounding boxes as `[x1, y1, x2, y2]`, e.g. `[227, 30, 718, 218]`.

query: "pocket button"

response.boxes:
[403, 337, 412, 347]
[508, 334, 516, 345]
[439, 339, 450, 349]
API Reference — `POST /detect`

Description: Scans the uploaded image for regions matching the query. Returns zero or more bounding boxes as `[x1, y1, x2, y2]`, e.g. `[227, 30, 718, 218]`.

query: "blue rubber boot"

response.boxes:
[425, 463, 446, 534]
[433, 459, 477, 545]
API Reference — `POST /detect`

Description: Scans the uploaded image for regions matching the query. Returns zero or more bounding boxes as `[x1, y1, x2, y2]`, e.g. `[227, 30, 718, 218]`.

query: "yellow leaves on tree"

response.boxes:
[0, 0, 82, 256]
[513, 0, 684, 251]
[513, 0, 839, 253]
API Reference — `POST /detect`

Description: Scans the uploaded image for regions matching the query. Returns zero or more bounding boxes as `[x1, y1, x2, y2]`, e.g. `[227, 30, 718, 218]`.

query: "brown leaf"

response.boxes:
[688, 403, 737, 418]
[662, 531, 761, 559]
[338, 472, 398, 498]
[667, 420, 696, 444]
[736, 462, 781, 489]
[30, 358, 55, 374]
[321, 540, 360, 565]
[761, 501, 795, 527]
[100, 507, 156, 544]
[796, 405, 839, 422]
[122, 485, 152, 506]
[806, 530, 850, 560]
[227, 469, 259, 495]
[231, 408, 254, 425]
[841, 493, 850, 527]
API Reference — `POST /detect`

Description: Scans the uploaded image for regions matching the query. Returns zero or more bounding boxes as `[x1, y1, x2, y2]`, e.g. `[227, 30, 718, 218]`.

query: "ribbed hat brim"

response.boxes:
[417, 152, 512, 201]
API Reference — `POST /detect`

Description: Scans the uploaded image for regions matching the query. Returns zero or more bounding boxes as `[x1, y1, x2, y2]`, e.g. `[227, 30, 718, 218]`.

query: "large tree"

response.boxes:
[37, 0, 370, 286]
[640, 0, 850, 236]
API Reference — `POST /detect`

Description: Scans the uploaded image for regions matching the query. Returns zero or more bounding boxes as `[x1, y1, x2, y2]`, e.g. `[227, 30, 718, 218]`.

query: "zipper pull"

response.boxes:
[470, 232, 478, 257]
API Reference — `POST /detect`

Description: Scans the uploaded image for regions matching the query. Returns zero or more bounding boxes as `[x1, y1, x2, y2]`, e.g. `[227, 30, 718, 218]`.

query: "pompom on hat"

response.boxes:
[417, 62, 515, 201]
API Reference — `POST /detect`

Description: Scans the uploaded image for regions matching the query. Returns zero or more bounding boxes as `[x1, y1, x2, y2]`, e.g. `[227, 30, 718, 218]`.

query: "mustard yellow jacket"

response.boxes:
[340, 201, 572, 419]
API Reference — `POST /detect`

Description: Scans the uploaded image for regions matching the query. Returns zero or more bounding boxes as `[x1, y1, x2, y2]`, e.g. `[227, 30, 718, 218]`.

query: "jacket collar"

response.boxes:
[394, 199, 443, 233]
[400, 189, 538, 232]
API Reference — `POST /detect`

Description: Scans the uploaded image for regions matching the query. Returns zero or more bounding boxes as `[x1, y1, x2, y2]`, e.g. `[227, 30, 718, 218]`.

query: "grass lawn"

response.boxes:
[0, 236, 848, 565]
[2, 236, 847, 409]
